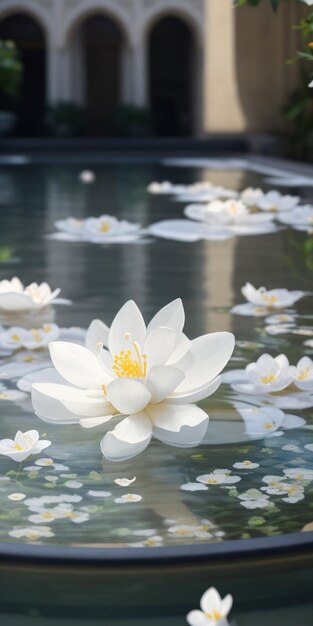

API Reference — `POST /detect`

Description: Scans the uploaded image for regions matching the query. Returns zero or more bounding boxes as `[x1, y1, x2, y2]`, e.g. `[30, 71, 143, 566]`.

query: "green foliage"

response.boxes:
[284, 75, 313, 159]
[0, 40, 22, 98]
[115, 104, 152, 137]
[45, 102, 86, 137]
[233, 0, 280, 9]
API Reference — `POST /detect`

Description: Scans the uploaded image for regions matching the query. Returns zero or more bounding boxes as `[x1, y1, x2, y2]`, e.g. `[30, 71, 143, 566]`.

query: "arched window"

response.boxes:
[0, 13, 46, 135]
[72, 14, 124, 136]
[148, 16, 195, 136]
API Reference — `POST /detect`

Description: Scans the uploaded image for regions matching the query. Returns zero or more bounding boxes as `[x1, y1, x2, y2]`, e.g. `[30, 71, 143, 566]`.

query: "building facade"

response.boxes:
[0, 0, 307, 136]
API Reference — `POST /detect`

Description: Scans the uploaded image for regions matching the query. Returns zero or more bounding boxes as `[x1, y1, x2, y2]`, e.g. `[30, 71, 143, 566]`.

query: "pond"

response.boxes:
[0, 155, 313, 625]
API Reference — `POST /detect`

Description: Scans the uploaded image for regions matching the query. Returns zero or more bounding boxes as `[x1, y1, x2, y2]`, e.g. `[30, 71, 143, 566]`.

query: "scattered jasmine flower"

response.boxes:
[7, 493, 26, 501]
[114, 477, 136, 487]
[88, 490, 112, 497]
[186, 586, 233, 626]
[0, 324, 59, 352]
[31, 299, 234, 461]
[265, 314, 296, 325]
[0, 430, 51, 462]
[168, 524, 212, 539]
[196, 470, 241, 486]
[64, 480, 83, 489]
[35, 458, 69, 471]
[114, 493, 142, 503]
[242, 353, 292, 394]
[233, 460, 259, 470]
[24, 494, 82, 507]
[0, 277, 65, 313]
[28, 506, 71, 524]
[282, 445, 301, 453]
[238, 489, 271, 509]
[9, 526, 54, 540]
[283, 468, 313, 481]
[78, 170, 95, 183]
[180, 482, 208, 492]
[131, 535, 163, 548]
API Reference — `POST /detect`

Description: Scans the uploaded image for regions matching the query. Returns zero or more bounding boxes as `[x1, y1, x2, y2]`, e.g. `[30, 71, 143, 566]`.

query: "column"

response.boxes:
[203, 0, 245, 133]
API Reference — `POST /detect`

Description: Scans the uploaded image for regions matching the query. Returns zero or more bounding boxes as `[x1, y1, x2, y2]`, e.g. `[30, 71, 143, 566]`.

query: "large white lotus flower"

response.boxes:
[0, 278, 65, 313]
[255, 191, 300, 213]
[51, 215, 143, 244]
[184, 199, 276, 234]
[31, 299, 234, 461]
[290, 357, 313, 391]
[0, 430, 51, 462]
[186, 587, 233, 626]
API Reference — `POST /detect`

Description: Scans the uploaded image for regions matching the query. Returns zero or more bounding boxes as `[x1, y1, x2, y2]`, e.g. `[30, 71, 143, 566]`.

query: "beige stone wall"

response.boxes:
[202, 0, 308, 134]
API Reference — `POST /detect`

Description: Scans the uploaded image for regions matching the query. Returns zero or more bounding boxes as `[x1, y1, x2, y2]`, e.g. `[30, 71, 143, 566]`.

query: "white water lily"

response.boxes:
[31, 299, 234, 461]
[289, 356, 313, 391]
[233, 460, 259, 470]
[183, 199, 277, 237]
[186, 587, 233, 626]
[0, 430, 51, 462]
[8, 493, 26, 501]
[239, 187, 264, 207]
[51, 215, 143, 244]
[114, 477, 136, 487]
[0, 323, 59, 352]
[277, 204, 313, 232]
[114, 493, 142, 504]
[9, 526, 54, 540]
[283, 468, 313, 481]
[244, 354, 292, 394]
[265, 314, 296, 325]
[241, 283, 306, 309]
[255, 191, 300, 213]
[0, 277, 65, 313]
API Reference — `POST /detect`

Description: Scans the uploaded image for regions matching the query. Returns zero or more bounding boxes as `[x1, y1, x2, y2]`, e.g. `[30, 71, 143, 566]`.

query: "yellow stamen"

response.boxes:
[205, 610, 222, 620]
[260, 373, 277, 384]
[11, 334, 20, 342]
[0, 392, 9, 399]
[102, 384, 107, 395]
[43, 324, 52, 333]
[263, 422, 274, 430]
[13, 443, 24, 451]
[23, 355, 33, 363]
[112, 335, 147, 379]
[297, 367, 311, 381]
[205, 479, 219, 485]
[99, 222, 110, 233]
[31, 329, 42, 343]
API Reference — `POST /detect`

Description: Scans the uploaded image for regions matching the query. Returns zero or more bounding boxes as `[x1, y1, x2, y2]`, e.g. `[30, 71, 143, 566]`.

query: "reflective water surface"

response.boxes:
[0, 157, 313, 554]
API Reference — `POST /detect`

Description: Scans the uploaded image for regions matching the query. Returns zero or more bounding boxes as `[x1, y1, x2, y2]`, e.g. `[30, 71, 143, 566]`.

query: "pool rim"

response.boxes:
[1, 529, 313, 567]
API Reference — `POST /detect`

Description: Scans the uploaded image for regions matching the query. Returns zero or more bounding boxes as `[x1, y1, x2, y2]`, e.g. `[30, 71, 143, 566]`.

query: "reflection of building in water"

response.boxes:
[0, 0, 307, 136]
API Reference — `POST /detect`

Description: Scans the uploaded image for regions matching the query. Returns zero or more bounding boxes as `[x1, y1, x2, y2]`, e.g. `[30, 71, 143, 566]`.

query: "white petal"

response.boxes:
[186, 610, 211, 626]
[175, 332, 235, 393]
[200, 587, 221, 613]
[149, 403, 209, 446]
[168, 376, 221, 404]
[32, 382, 113, 417]
[106, 378, 151, 414]
[147, 299, 185, 337]
[144, 327, 177, 371]
[85, 319, 110, 352]
[49, 342, 107, 389]
[100, 413, 152, 461]
[146, 365, 184, 403]
[108, 300, 146, 357]
[31, 385, 80, 424]
[0, 293, 34, 312]
[79, 415, 114, 428]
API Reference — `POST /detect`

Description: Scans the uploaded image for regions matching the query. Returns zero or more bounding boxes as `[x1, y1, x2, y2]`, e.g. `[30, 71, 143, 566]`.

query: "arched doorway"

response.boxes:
[0, 13, 46, 135]
[148, 16, 195, 136]
[78, 14, 124, 136]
